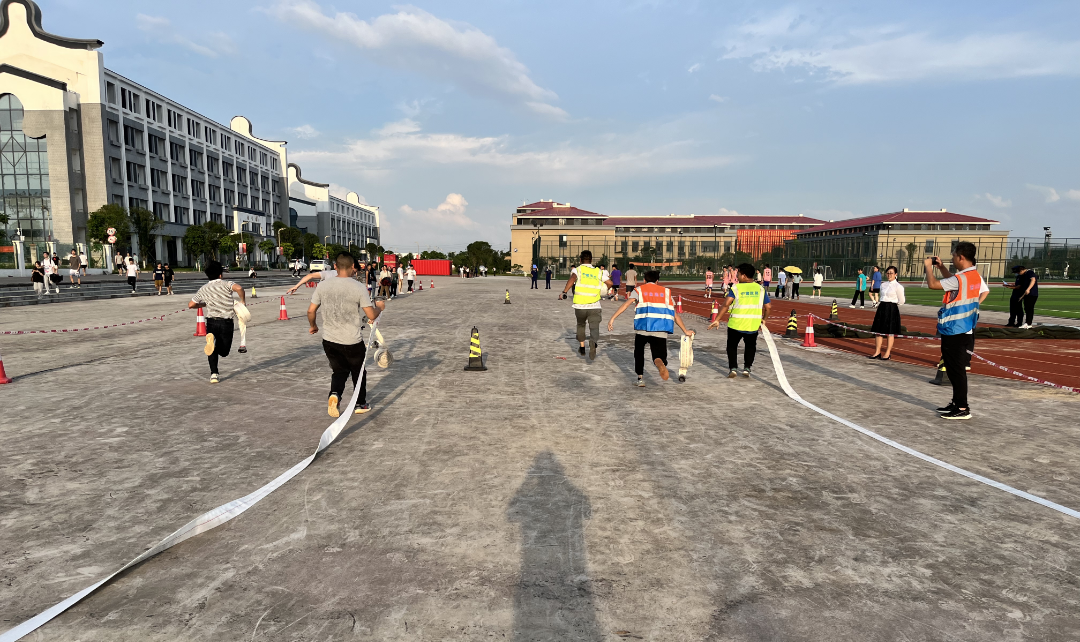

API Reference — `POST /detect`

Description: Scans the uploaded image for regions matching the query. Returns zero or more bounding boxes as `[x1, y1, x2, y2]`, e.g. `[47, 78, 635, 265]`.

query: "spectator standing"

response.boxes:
[812, 269, 824, 298]
[545, 266, 552, 289]
[531, 265, 539, 289]
[1005, 265, 1038, 328]
[163, 262, 175, 295]
[49, 253, 62, 293]
[31, 261, 45, 298]
[406, 265, 416, 292]
[41, 252, 56, 294]
[624, 265, 638, 297]
[924, 243, 988, 420]
[791, 272, 802, 300]
[869, 266, 905, 360]
[68, 249, 82, 289]
[187, 260, 246, 384]
[707, 263, 772, 378]
[153, 262, 165, 295]
[784, 271, 794, 299]
[79, 250, 88, 276]
[610, 264, 622, 300]
[869, 266, 883, 307]
[125, 258, 140, 293]
[776, 269, 788, 298]
[705, 267, 714, 298]
[607, 270, 695, 387]
[762, 264, 772, 291]
[850, 268, 867, 308]
[307, 253, 383, 417]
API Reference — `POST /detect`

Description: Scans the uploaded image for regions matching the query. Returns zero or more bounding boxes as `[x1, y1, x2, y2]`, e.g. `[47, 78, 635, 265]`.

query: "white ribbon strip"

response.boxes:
[759, 327, 1080, 521]
[0, 319, 378, 642]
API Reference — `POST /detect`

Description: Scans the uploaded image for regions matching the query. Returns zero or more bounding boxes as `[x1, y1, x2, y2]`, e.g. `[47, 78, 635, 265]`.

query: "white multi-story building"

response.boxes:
[288, 163, 380, 252]
[0, 0, 287, 266]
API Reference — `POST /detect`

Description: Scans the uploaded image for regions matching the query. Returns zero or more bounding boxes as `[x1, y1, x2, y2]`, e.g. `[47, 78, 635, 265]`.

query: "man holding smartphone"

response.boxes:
[923, 243, 988, 420]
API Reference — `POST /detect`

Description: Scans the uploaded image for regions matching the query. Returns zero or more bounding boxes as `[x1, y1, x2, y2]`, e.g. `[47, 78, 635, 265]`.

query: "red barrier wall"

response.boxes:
[411, 259, 453, 276]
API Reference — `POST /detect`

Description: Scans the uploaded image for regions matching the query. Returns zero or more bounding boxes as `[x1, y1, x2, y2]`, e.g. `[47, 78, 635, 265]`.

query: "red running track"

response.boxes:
[663, 286, 1080, 391]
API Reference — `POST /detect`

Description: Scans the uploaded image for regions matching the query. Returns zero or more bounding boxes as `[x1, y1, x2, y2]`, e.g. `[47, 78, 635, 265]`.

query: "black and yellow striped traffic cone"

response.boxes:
[928, 358, 949, 385]
[464, 326, 487, 371]
[504, 289, 511, 304]
[784, 309, 799, 338]
[829, 299, 839, 320]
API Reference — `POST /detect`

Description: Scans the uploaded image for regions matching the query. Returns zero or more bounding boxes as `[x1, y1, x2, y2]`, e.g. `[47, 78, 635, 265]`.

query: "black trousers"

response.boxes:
[792, 283, 800, 297]
[1009, 292, 1037, 325]
[127, 276, 137, 291]
[727, 329, 758, 370]
[531, 277, 538, 289]
[407, 279, 414, 291]
[545, 277, 551, 289]
[323, 340, 368, 403]
[940, 334, 971, 408]
[206, 317, 234, 374]
[634, 334, 668, 375]
[851, 289, 865, 306]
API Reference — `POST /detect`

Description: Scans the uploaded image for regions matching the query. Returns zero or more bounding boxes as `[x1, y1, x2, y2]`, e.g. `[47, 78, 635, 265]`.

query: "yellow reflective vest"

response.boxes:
[573, 265, 603, 305]
[727, 282, 766, 332]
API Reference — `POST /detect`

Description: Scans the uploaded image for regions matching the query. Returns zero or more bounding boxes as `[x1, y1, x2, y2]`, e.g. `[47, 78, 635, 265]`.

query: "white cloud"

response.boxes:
[288, 124, 320, 139]
[289, 119, 733, 185]
[1026, 183, 1060, 203]
[136, 14, 236, 58]
[399, 193, 477, 229]
[717, 207, 740, 216]
[1065, 189, 1080, 201]
[984, 193, 1012, 208]
[688, 63, 702, 73]
[720, 10, 1080, 84]
[708, 94, 728, 103]
[800, 209, 853, 220]
[271, 1, 566, 118]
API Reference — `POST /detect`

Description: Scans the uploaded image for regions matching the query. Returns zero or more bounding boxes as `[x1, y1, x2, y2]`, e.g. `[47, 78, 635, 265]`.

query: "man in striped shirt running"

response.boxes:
[188, 260, 247, 384]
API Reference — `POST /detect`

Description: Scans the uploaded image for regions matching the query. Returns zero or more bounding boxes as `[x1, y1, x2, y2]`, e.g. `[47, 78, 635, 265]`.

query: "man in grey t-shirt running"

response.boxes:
[308, 252, 385, 417]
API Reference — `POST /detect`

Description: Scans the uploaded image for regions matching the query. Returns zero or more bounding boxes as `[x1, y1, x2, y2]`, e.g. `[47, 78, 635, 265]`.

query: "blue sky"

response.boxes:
[43, 0, 1080, 251]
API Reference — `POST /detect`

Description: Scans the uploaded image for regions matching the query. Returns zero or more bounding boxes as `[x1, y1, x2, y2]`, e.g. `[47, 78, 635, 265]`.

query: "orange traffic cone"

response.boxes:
[801, 314, 817, 347]
[430, 279, 435, 289]
[417, 281, 423, 291]
[709, 300, 719, 323]
[193, 306, 207, 337]
[278, 296, 289, 321]
[0, 349, 12, 384]
[675, 295, 683, 314]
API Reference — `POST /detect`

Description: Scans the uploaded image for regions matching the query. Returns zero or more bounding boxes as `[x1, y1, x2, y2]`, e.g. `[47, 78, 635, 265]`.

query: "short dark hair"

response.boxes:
[738, 263, 756, 279]
[205, 260, 223, 279]
[335, 252, 355, 269]
[644, 270, 661, 283]
[954, 241, 977, 264]
[857, 267, 864, 272]
[580, 250, 593, 263]
[885, 265, 898, 274]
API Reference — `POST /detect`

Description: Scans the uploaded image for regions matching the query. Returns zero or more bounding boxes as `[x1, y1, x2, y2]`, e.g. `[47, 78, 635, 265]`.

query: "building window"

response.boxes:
[192, 209, 206, 225]
[147, 134, 164, 156]
[152, 201, 169, 221]
[168, 109, 183, 130]
[171, 173, 187, 194]
[724, 241, 732, 253]
[210, 210, 222, 224]
[248, 146, 256, 161]
[169, 142, 185, 163]
[186, 119, 200, 138]
[632, 241, 639, 252]
[234, 140, 243, 156]
[107, 119, 120, 145]
[105, 82, 116, 104]
[271, 157, 278, 170]
[206, 156, 218, 175]
[226, 214, 234, 229]
[236, 167, 246, 185]
[124, 161, 146, 185]
[272, 202, 279, 217]
[127, 196, 147, 211]
[260, 151, 268, 166]
[204, 128, 215, 145]
[122, 125, 143, 150]
[191, 179, 205, 199]
[260, 175, 269, 191]
[237, 193, 248, 208]
[262, 198, 269, 213]
[208, 184, 220, 202]
[150, 168, 166, 189]
[188, 149, 202, 170]
[120, 88, 140, 113]
[221, 162, 232, 180]
[110, 157, 122, 182]
[0, 94, 53, 243]
[173, 205, 189, 224]
[924, 240, 935, 253]
[224, 188, 234, 205]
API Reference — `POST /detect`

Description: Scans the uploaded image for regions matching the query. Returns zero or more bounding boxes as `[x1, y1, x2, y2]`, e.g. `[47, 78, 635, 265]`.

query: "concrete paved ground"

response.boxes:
[1, 276, 1079, 641]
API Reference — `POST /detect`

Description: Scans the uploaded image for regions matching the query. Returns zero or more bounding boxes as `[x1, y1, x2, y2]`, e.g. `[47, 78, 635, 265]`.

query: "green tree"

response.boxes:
[258, 238, 277, 266]
[280, 242, 295, 260]
[129, 206, 164, 268]
[87, 203, 131, 253]
[420, 249, 447, 259]
[218, 234, 238, 264]
[312, 242, 327, 260]
[302, 233, 319, 260]
[182, 222, 231, 266]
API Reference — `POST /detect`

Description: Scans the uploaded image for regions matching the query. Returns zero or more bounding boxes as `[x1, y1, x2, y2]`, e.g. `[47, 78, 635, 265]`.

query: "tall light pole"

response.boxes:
[713, 225, 718, 267]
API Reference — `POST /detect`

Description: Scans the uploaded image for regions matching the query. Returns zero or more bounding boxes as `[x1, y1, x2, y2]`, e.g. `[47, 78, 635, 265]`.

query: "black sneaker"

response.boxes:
[940, 408, 972, 420]
[936, 403, 958, 414]
[579, 345, 586, 356]
[238, 346, 247, 354]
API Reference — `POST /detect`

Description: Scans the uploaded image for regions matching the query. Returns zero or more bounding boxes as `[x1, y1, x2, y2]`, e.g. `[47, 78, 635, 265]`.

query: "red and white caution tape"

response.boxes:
[0, 317, 380, 642]
[967, 350, 1078, 394]
[760, 327, 1080, 521]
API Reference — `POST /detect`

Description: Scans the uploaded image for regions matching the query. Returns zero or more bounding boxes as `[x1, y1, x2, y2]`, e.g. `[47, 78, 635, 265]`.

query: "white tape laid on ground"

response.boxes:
[0, 320, 378, 642]
[760, 327, 1080, 521]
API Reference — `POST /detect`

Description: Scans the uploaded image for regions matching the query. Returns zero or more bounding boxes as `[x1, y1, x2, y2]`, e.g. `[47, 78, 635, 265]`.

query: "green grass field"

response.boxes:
[814, 285, 1080, 320]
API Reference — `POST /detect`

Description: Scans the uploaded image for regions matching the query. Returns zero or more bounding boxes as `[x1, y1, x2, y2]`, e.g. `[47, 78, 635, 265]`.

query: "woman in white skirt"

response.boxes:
[869, 266, 905, 360]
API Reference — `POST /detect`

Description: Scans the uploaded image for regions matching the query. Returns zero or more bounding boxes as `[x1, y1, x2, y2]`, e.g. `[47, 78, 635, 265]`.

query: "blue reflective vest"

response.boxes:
[937, 269, 983, 335]
[633, 283, 675, 333]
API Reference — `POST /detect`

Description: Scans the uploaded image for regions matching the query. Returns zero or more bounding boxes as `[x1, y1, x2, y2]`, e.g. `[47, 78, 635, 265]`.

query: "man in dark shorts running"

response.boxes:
[188, 260, 246, 384]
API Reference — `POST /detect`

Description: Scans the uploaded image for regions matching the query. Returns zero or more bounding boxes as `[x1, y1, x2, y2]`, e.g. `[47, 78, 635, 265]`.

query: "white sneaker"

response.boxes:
[210, 373, 219, 384]
[635, 378, 645, 387]
[1019, 323, 1032, 329]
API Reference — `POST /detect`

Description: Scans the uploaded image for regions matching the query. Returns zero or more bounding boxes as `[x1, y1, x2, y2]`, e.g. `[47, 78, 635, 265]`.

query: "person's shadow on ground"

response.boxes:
[507, 451, 603, 642]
